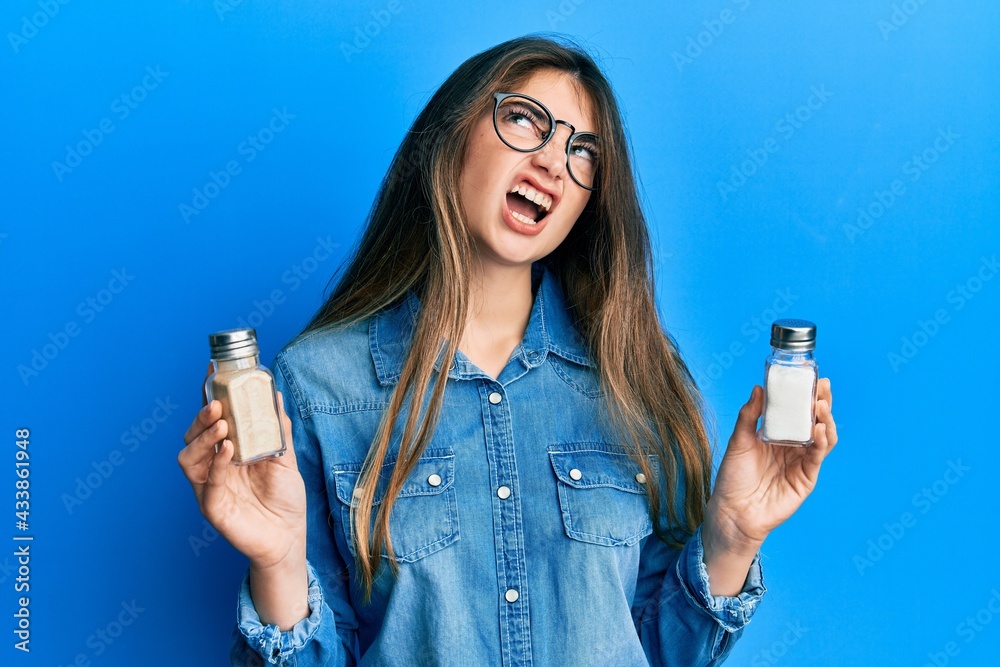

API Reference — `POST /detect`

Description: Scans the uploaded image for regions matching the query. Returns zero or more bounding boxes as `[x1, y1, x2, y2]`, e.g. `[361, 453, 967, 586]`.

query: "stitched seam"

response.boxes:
[337, 487, 459, 562]
[549, 357, 602, 396]
[274, 354, 309, 421]
[558, 483, 652, 545]
[369, 316, 388, 384]
[396, 488, 460, 562]
[330, 450, 456, 506]
[330, 448, 456, 472]
[302, 401, 389, 417]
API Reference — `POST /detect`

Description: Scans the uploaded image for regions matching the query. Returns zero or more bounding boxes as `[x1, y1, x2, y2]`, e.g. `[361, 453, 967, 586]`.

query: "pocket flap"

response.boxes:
[548, 443, 657, 494]
[332, 447, 455, 507]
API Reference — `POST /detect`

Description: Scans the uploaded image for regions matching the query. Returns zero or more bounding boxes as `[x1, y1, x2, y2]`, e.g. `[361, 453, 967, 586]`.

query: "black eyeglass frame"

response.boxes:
[492, 91, 600, 191]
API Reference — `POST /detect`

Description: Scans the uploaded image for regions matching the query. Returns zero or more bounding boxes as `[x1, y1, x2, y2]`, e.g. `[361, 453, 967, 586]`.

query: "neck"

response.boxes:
[460, 262, 535, 352]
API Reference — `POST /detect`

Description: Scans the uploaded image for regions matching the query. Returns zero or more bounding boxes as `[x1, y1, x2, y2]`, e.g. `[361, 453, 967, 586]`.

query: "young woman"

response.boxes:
[179, 35, 837, 666]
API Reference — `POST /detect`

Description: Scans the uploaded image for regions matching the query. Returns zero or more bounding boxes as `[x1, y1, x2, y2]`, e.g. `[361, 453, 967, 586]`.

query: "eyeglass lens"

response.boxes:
[495, 95, 600, 189]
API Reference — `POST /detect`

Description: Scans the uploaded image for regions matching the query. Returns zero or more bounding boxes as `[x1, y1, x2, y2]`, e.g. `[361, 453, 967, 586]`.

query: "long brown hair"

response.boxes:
[301, 34, 716, 603]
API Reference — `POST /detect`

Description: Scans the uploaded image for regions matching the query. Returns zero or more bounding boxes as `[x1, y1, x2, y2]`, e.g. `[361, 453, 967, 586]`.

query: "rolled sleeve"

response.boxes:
[634, 523, 767, 664]
[234, 559, 331, 665]
[675, 525, 766, 633]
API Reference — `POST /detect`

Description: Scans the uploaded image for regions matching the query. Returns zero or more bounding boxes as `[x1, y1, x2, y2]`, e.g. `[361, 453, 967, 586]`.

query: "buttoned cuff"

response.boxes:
[675, 525, 766, 633]
[237, 560, 325, 665]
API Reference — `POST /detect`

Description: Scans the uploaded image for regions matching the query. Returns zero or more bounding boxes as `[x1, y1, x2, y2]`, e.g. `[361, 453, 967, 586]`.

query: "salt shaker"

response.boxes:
[204, 328, 287, 465]
[760, 319, 818, 447]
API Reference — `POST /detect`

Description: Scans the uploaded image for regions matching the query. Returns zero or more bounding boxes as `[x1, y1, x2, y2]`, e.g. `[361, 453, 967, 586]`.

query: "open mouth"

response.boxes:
[505, 182, 552, 225]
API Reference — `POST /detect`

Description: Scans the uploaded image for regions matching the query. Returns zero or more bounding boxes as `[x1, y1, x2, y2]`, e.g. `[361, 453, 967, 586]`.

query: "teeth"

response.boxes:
[509, 182, 552, 212]
[510, 210, 538, 225]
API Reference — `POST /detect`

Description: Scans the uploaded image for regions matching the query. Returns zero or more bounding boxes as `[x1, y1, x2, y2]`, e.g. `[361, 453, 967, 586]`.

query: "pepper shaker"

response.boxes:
[204, 328, 287, 464]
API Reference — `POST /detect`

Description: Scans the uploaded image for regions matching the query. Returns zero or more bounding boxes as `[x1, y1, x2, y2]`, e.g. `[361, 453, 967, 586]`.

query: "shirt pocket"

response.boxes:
[331, 447, 460, 563]
[547, 443, 657, 547]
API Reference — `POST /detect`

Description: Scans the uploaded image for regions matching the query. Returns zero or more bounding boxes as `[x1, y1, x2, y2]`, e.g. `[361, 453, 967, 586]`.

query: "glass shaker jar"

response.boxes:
[204, 328, 287, 465]
[760, 319, 818, 447]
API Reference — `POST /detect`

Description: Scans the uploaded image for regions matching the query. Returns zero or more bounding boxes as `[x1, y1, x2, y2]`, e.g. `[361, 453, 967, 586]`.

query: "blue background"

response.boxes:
[3, 1, 998, 664]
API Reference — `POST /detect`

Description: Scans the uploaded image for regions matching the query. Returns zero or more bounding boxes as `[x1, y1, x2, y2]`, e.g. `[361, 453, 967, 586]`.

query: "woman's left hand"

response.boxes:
[704, 377, 838, 558]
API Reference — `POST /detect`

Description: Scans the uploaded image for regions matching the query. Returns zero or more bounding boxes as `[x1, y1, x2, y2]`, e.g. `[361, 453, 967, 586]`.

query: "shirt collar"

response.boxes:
[370, 262, 595, 386]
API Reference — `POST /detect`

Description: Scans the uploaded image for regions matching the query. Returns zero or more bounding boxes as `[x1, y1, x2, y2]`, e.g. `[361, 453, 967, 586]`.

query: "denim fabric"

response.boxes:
[231, 261, 765, 666]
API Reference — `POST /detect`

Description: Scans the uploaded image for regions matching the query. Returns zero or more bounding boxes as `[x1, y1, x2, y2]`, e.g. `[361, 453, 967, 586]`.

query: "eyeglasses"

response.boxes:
[492, 91, 600, 191]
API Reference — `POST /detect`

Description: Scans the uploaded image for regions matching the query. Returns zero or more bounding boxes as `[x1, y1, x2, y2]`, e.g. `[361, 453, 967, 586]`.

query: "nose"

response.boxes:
[530, 123, 572, 180]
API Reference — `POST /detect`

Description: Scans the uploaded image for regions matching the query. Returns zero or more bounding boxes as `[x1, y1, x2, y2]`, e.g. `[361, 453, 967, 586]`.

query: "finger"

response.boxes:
[179, 411, 229, 472]
[816, 377, 831, 410]
[272, 391, 298, 469]
[729, 385, 763, 449]
[202, 438, 235, 514]
[183, 399, 221, 446]
[177, 423, 228, 501]
[202, 361, 214, 406]
[819, 400, 838, 453]
[804, 402, 837, 469]
[801, 422, 830, 480]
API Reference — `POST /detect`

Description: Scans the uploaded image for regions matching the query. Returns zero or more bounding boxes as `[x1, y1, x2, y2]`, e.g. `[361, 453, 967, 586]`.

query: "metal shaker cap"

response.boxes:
[208, 328, 260, 360]
[770, 319, 816, 351]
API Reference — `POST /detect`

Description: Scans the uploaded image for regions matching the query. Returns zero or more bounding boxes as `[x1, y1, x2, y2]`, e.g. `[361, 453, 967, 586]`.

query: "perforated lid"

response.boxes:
[208, 328, 259, 360]
[770, 319, 816, 351]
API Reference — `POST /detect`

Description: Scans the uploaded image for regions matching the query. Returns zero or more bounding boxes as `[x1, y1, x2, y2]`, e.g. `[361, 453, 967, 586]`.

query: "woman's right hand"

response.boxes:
[177, 362, 307, 571]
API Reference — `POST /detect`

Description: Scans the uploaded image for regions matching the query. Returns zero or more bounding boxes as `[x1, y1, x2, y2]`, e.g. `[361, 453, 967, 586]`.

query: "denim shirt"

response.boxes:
[230, 262, 765, 666]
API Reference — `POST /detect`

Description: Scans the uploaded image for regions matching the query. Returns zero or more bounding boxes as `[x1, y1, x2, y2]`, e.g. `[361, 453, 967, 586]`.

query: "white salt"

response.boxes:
[762, 364, 816, 443]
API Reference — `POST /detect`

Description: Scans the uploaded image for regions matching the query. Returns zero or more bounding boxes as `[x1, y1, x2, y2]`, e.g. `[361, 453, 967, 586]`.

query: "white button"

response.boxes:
[505, 588, 519, 603]
[488, 392, 502, 404]
[427, 474, 442, 487]
[569, 468, 582, 481]
[497, 486, 511, 499]
[635, 473, 647, 484]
